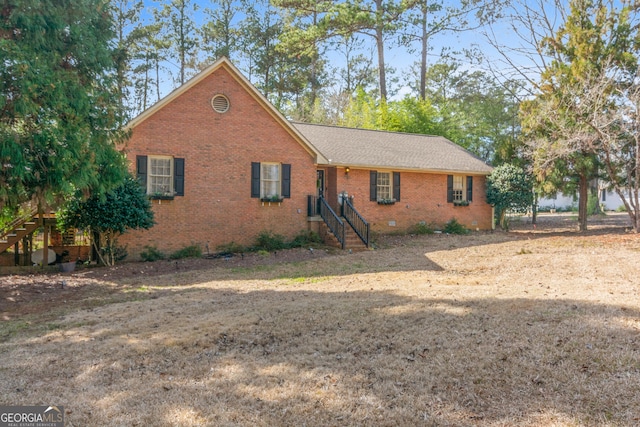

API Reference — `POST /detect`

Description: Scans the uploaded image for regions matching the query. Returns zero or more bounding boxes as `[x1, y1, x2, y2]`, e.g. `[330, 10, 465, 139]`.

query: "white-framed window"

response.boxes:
[251, 162, 290, 200]
[448, 175, 472, 204]
[136, 155, 184, 197]
[370, 171, 400, 203]
[453, 175, 465, 202]
[261, 162, 281, 199]
[377, 172, 392, 201]
[148, 156, 173, 195]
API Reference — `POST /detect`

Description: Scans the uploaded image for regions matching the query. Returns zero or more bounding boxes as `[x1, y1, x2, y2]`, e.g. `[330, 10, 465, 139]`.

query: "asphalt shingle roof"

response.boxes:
[292, 122, 492, 175]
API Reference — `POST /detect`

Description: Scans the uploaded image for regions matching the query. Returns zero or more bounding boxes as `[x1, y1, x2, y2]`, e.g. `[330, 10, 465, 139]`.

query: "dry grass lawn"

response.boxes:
[1, 213, 640, 426]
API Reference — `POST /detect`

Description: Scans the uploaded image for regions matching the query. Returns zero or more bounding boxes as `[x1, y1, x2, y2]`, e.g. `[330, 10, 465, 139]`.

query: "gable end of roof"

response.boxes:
[125, 57, 325, 163]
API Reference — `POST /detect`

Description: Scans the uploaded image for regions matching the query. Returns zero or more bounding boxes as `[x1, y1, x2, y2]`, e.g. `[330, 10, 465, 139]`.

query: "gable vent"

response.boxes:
[211, 94, 230, 113]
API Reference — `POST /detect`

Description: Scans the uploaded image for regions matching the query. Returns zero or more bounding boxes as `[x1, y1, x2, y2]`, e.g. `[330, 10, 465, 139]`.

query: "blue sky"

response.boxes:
[128, 0, 581, 104]
[131, 0, 523, 98]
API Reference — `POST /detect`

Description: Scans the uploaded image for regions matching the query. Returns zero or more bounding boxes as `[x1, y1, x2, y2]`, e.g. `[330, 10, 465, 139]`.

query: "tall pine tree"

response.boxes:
[0, 0, 128, 210]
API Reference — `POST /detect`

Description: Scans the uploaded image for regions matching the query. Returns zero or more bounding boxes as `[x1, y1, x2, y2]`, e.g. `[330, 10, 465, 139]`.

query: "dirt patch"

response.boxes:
[0, 212, 639, 426]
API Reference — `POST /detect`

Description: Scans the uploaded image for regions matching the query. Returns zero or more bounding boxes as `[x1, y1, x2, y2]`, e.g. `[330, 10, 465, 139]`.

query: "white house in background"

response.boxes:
[538, 189, 630, 211]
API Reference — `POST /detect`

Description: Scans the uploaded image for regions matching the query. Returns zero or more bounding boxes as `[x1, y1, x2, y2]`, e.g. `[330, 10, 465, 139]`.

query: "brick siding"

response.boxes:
[120, 67, 317, 259]
[327, 167, 493, 233]
[120, 64, 494, 259]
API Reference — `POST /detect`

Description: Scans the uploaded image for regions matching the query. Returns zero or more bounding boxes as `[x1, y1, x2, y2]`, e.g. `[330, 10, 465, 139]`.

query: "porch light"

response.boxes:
[345, 167, 350, 174]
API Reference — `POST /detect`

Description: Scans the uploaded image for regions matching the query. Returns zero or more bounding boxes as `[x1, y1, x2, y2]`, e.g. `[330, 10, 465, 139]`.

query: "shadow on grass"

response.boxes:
[1, 286, 639, 426]
[2, 214, 636, 330]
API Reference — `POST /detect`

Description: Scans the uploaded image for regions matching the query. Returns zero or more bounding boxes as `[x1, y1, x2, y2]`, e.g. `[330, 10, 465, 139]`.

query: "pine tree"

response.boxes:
[521, 0, 639, 232]
[201, 0, 240, 62]
[153, 0, 199, 86]
[0, 0, 128, 210]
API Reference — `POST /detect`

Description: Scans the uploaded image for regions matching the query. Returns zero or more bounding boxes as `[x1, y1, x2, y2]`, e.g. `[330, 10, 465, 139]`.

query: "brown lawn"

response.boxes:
[1, 213, 639, 426]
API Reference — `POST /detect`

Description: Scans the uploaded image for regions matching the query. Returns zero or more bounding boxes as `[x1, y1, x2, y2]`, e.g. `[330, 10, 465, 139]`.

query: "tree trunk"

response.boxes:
[591, 180, 603, 215]
[376, 24, 387, 100]
[419, 3, 428, 100]
[310, 10, 319, 108]
[578, 173, 588, 232]
[143, 52, 149, 110]
[155, 59, 161, 102]
[93, 240, 108, 266]
[375, 0, 387, 100]
[532, 191, 537, 225]
[624, 189, 640, 233]
[39, 211, 47, 269]
[499, 209, 507, 230]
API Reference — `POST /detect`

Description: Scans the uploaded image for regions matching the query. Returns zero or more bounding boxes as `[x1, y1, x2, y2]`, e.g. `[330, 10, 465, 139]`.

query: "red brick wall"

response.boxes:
[120, 67, 317, 259]
[334, 168, 493, 233]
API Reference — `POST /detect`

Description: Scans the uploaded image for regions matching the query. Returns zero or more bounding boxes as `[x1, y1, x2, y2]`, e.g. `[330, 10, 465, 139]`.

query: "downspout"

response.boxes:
[492, 206, 496, 231]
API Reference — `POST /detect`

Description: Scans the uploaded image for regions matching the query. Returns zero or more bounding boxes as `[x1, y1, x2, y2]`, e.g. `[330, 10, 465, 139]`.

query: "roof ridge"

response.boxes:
[291, 121, 490, 166]
[292, 121, 492, 174]
[291, 121, 443, 139]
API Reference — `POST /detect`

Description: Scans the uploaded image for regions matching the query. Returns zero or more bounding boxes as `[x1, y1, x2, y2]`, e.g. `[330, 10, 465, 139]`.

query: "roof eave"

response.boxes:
[125, 57, 230, 131]
[124, 57, 326, 164]
[317, 162, 492, 176]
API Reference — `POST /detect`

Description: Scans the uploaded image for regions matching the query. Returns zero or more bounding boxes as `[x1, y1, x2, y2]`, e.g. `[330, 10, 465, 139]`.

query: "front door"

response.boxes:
[316, 170, 325, 214]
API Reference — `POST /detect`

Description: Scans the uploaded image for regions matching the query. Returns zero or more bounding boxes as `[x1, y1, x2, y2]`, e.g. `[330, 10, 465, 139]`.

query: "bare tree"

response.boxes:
[583, 70, 640, 231]
[490, 0, 639, 231]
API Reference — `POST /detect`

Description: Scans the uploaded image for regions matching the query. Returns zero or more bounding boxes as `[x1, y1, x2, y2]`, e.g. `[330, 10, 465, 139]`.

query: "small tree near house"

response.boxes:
[58, 176, 155, 265]
[486, 164, 534, 229]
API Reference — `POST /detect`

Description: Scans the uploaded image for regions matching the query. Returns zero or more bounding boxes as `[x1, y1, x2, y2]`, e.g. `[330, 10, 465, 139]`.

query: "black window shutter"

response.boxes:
[467, 176, 473, 202]
[370, 171, 378, 201]
[393, 172, 401, 201]
[281, 164, 291, 198]
[136, 155, 147, 190]
[447, 175, 454, 203]
[174, 158, 185, 196]
[251, 162, 261, 198]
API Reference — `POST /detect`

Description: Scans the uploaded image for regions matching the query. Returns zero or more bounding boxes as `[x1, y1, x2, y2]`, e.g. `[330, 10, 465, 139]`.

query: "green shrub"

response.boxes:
[169, 244, 202, 260]
[616, 204, 627, 212]
[289, 230, 322, 248]
[443, 218, 469, 235]
[216, 241, 246, 254]
[410, 221, 435, 235]
[254, 231, 288, 251]
[103, 240, 128, 263]
[140, 245, 165, 262]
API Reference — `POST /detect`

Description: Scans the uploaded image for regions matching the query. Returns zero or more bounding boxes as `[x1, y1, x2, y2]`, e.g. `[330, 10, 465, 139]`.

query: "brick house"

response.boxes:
[119, 57, 493, 258]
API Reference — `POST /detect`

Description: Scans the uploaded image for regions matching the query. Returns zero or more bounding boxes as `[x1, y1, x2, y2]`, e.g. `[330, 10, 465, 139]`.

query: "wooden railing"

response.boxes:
[342, 198, 369, 247]
[319, 196, 345, 249]
[1, 207, 38, 239]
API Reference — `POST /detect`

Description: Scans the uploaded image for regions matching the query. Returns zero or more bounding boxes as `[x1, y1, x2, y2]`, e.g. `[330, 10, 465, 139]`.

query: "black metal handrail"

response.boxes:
[319, 196, 345, 249]
[307, 195, 320, 216]
[342, 198, 369, 247]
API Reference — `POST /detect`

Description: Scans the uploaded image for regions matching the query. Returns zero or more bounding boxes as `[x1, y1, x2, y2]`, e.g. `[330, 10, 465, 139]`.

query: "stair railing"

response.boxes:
[341, 198, 369, 247]
[1, 207, 38, 239]
[307, 195, 320, 216]
[319, 196, 345, 249]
